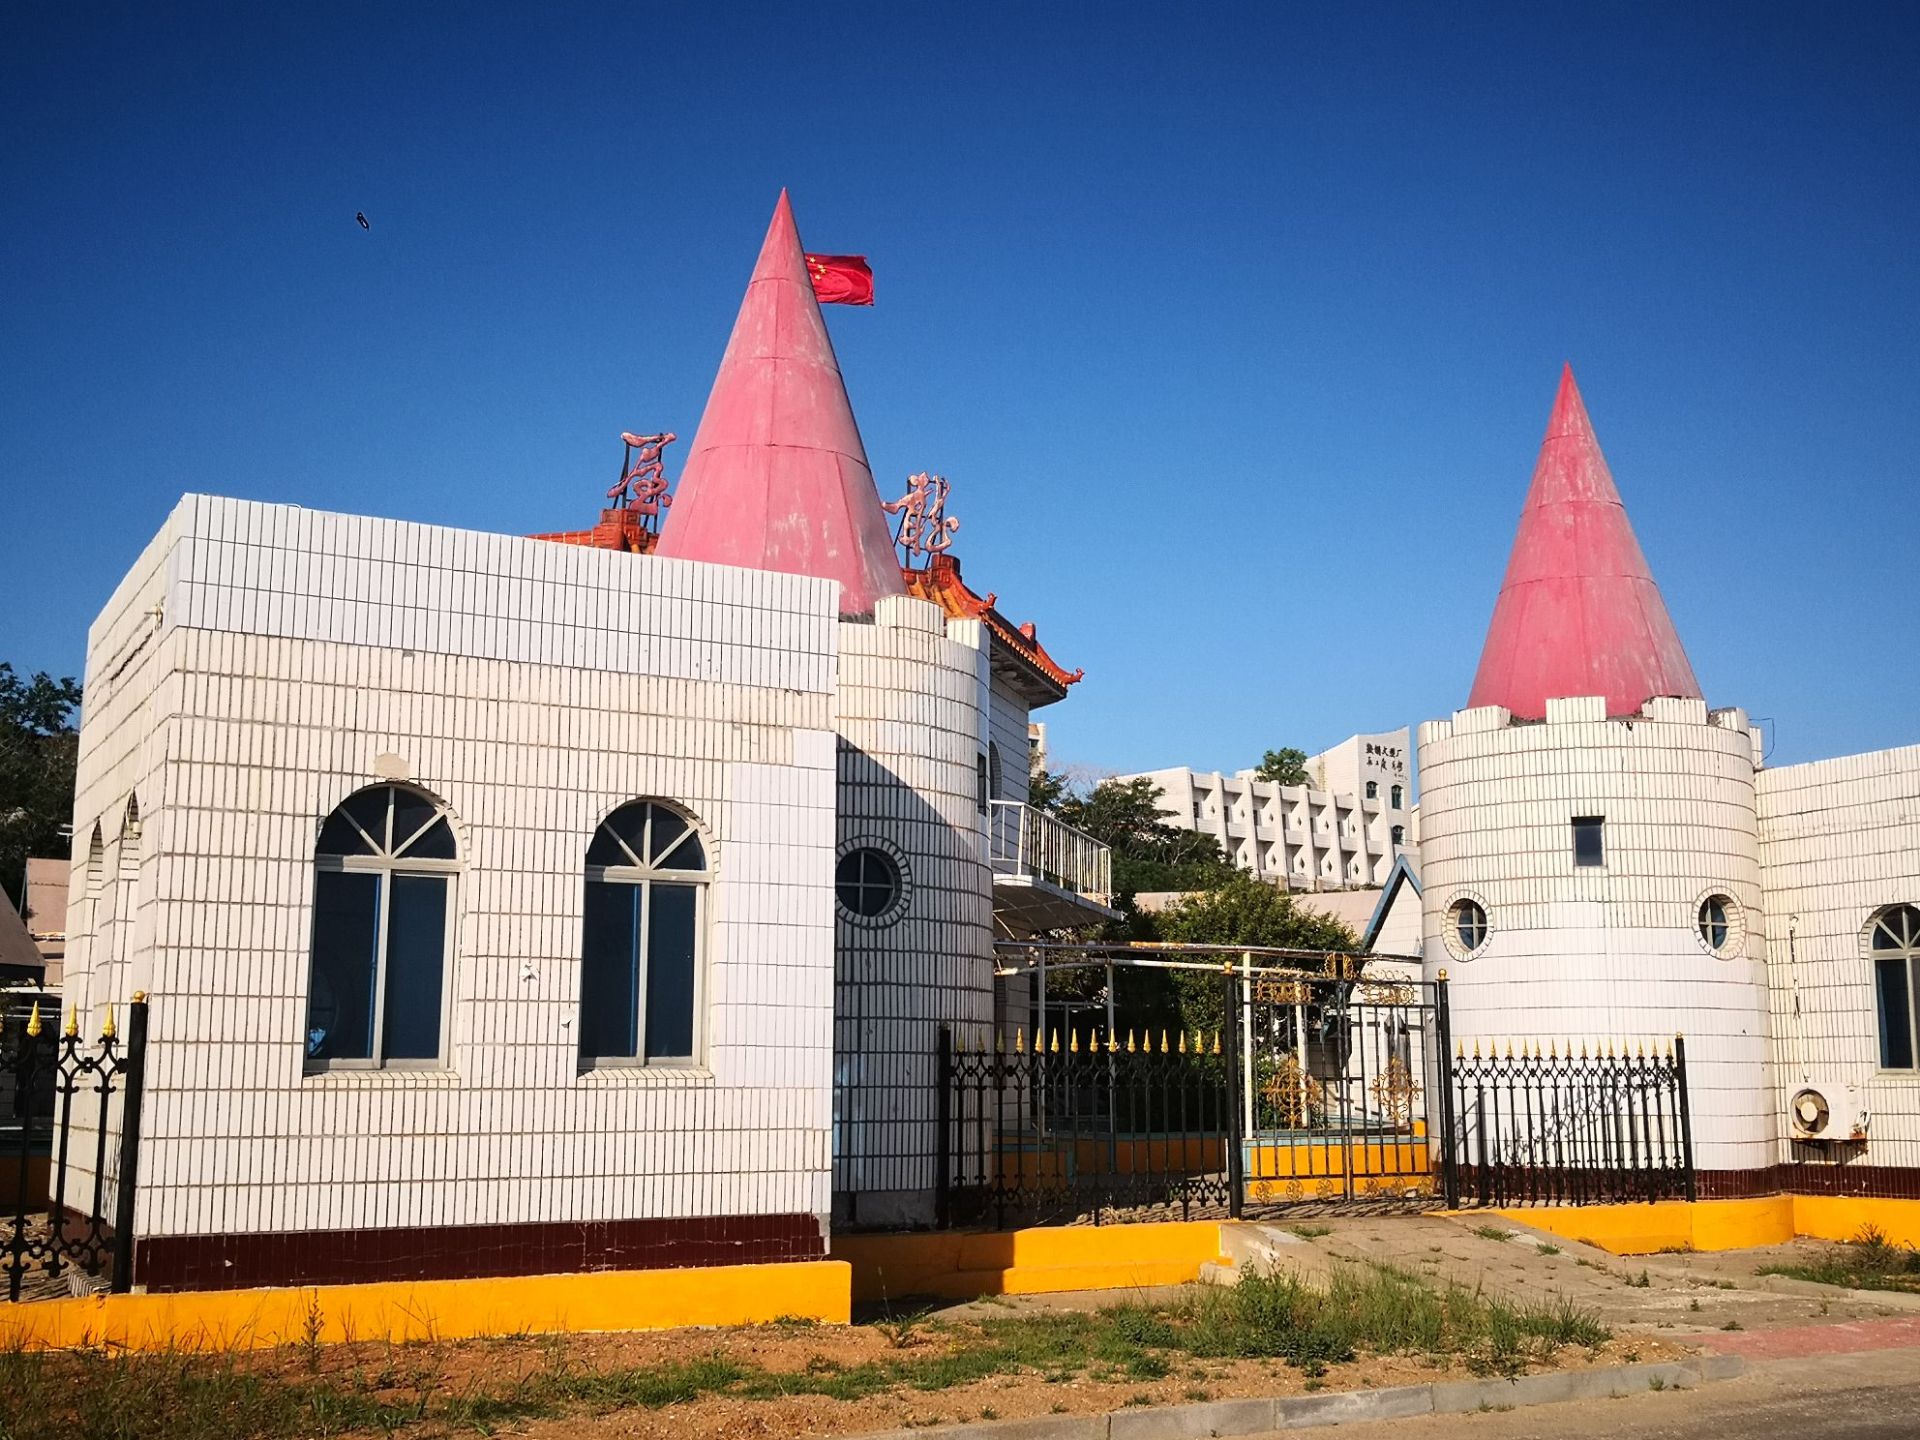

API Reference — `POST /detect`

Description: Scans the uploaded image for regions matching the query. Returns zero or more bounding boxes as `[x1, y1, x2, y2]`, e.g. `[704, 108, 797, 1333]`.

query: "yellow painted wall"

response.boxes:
[0, 1260, 850, 1354]
[1792, 1195, 1920, 1249]
[836, 1221, 1228, 1302]
[1494, 1195, 1920, 1255]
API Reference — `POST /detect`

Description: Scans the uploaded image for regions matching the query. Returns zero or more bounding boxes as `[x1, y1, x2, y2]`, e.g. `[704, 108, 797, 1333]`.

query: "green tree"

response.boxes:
[1056, 777, 1234, 896]
[1254, 747, 1309, 786]
[1144, 872, 1361, 1037]
[0, 664, 82, 909]
[1026, 764, 1069, 814]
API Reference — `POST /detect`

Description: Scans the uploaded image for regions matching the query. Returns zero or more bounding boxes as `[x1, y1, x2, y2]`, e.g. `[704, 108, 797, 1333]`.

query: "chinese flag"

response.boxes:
[805, 253, 874, 306]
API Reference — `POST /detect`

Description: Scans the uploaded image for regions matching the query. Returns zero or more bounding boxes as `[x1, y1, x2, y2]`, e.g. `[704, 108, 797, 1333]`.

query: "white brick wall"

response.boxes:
[1757, 744, 1920, 1167]
[831, 597, 993, 1224]
[1418, 698, 1774, 1171]
[63, 496, 840, 1243]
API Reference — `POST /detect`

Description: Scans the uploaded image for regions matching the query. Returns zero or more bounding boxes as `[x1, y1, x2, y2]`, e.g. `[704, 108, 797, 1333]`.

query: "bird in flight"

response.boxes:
[356, 212, 371, 230]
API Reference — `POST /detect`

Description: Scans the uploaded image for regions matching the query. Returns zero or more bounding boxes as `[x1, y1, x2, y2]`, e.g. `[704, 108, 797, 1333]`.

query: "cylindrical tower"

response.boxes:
[1425, 366, 1775, 1181]
[832, 596, 993, 1225]
[1419, 696, 1772, 1173]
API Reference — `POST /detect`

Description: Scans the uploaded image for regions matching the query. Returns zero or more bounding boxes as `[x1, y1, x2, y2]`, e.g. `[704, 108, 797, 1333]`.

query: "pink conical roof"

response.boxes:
[653, 191, 905, 617]
[1467, 366, 1702, 720]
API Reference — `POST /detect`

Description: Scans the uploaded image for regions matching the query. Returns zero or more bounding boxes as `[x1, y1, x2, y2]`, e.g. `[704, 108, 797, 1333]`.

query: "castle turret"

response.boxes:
[1422, 369, 1773, 1181]
[653, 190, 907, 618]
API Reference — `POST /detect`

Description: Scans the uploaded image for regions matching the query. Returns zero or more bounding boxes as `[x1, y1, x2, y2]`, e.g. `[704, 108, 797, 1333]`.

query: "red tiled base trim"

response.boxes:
[133, 1213, 825, 1293]
[1697, 1164, 1920, 1202]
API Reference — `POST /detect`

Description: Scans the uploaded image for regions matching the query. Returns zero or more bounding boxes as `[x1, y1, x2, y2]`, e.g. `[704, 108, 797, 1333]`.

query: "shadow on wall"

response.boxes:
[832, 741, 992, 1231]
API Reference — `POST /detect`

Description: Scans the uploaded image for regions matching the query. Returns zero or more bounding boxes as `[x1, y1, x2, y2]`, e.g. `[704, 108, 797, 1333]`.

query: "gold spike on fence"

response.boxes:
[1211, 1030, 1222, 1056]
[1069, 1029, 1080, 1054]
[1050, 1030, 1060, 1054]
[25, 1001, 42, 1038]
[1126, 1029, 1136, 1054]
[1160, 1029, 1170, 1054]
[102, 1004, 117, 1040]
[65, 1007, 79, 1038]
[1016, 1027, 1026, 1053]
[1177, 1030, 1187, 1054]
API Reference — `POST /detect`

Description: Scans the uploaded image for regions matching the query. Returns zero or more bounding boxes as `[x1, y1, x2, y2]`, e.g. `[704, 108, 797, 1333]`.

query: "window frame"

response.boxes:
[836, 845, 906, 925]
[1448, 896, 1490, 957]
[1868, 904, 1920, 1075]
[1571, 816, 1606, 869]
[579, 800, 714, 1070]
[306, 785, 461, 1074]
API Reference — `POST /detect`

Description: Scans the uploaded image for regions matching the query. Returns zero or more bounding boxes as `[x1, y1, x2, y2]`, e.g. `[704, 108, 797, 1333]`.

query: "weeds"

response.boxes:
[1757, 1224, 1920, 1295]
[1535, 1242, 1561, 1256]
[1625, 1270, 1651, 1288]
[1289, 1224, 1334, 1240]
[0, 1263, 1611, 1440]
[1472, 1226, 1515, 1243]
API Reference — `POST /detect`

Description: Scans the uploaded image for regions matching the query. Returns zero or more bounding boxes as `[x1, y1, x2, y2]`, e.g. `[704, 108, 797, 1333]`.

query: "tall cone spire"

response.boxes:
[654, 191, 906, 617]
[1467, 366, 1701, 720]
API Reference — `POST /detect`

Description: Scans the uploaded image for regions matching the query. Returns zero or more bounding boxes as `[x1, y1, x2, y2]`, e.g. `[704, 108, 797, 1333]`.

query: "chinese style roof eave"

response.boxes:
[529, 509, 658, 555]
[903, 553, 1083, 707]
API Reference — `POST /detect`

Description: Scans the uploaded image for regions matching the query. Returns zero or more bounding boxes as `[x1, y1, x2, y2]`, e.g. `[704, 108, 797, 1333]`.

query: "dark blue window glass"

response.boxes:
[382, 874, 447, 1060]
[1878, 956, 1915, 1071]
[645, 885, 699, 1059]
[580, 881, 641, 1061]
[307, 870, 379, 1060]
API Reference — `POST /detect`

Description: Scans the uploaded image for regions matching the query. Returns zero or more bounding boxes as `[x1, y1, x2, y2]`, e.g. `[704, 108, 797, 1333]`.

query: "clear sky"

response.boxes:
[6, 3, 1916, 776]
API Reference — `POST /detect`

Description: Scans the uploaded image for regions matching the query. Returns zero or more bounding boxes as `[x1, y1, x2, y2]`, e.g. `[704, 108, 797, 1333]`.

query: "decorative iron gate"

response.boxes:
[935, 955, 1697, 1225]
[3, 994, 149, 1301]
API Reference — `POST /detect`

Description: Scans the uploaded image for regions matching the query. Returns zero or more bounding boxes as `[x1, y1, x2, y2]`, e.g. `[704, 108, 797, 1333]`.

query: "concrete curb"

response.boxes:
[855, 1354, 1746, 1440]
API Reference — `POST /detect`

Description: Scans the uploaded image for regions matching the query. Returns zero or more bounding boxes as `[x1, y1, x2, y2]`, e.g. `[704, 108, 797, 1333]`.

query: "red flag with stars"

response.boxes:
[805, 253, 874, 305]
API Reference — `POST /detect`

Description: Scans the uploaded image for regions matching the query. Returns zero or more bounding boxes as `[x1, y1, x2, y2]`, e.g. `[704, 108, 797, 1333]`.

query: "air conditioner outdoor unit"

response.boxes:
[1788, 1081, 1868, 1143]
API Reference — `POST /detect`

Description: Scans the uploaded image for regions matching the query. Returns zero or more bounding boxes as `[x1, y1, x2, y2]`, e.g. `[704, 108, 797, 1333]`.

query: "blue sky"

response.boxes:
[6, 3, 1916, 775]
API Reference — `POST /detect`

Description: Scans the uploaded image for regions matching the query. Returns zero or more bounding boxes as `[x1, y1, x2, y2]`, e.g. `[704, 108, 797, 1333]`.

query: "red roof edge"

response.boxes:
[904, 553, 1084, 700]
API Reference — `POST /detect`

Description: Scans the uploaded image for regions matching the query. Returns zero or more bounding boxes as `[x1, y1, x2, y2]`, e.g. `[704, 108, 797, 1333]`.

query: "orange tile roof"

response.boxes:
[903, 552, 1083, 702]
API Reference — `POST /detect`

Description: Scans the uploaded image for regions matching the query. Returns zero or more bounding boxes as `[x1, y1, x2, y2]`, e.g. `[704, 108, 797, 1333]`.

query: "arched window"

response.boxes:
[581, 801, 710, 1066]
[1390, 825, 1405, 846]
[1390, 785, 1404, 808]
[306, 785, 459, 1069]
[1365, 781, 1378, 800]
[1870, 904, 1920, 1072]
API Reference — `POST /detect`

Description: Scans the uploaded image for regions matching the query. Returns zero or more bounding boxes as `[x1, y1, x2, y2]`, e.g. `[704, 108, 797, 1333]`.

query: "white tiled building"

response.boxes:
[1120, 730, 1413, 890]
[1420, 367, 1920, 1197]
[58, 193, 1113, 1289]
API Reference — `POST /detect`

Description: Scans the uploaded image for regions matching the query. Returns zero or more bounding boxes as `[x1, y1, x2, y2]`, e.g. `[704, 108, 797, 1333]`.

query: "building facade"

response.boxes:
[1121, 730, 1413, 891]
[57, 192, 1113, 1288]
[1420, 366, 1919, 1194]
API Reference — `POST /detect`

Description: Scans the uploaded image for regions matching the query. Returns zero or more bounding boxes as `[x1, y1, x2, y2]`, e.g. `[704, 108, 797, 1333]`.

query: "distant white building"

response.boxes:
[1119, 729, 1414, 890]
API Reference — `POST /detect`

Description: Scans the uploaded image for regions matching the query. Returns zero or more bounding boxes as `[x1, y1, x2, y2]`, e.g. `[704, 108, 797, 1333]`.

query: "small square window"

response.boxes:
[1572, 816, 1605, 868]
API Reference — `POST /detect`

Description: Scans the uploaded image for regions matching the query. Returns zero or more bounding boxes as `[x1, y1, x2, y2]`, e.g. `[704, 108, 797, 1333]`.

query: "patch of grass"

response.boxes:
[1757, 1224, 1920, 1295]
[1689, 1298, 1702, 1312]
[0, 1263, 1612, 1439]
[1721, 1320, 1743, 1332]
[1289, 1224, 1334, 1240]
[1535, 1242, 1561, 1256]
[1472, 1225, 1515, 1243]
[1648, 1374, 1667, 1391]
[1625, 1269, 1651, 1288]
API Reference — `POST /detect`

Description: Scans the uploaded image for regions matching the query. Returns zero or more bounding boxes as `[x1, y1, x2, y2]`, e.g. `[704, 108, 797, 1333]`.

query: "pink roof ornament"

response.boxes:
[1467, 365, 1702, 721]
[653, 190, 906, 617]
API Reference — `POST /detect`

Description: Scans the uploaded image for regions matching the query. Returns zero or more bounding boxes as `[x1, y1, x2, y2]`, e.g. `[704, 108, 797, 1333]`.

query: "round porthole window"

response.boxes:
[1695, 891, 1743, 958]
[1449, 898, 1489, 956]
[836, 846, 904, 922]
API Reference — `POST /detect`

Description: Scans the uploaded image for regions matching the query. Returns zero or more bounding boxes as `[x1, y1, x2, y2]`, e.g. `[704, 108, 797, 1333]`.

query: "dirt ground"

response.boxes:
[264, 1318, 1675, 1440]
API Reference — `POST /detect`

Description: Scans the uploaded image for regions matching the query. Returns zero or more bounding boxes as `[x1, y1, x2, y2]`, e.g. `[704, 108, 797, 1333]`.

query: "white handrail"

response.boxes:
[988, 801, 1111, 901]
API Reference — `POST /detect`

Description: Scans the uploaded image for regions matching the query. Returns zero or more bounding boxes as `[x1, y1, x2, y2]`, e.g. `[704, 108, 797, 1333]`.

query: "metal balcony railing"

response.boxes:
[988, 801, 1112, 902]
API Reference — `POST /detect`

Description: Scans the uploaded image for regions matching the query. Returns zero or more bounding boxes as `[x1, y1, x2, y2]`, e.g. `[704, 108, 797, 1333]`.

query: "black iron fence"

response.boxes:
[1442, 1036, 1694, 1208]
[3, 994, 148, 1301]
[940, 1027, 1234, 1228]
[930, 968, 1697, 1226]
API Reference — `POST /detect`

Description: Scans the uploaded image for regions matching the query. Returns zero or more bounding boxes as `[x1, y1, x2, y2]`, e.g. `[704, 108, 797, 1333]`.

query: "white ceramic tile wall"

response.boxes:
[1417, 698, 1775, 1171]
[831, 598, 994, 1225]
[987, 676, 1031, 807]
[61, 495, 840, 1243]
[1757, 744, 1920, 1167]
